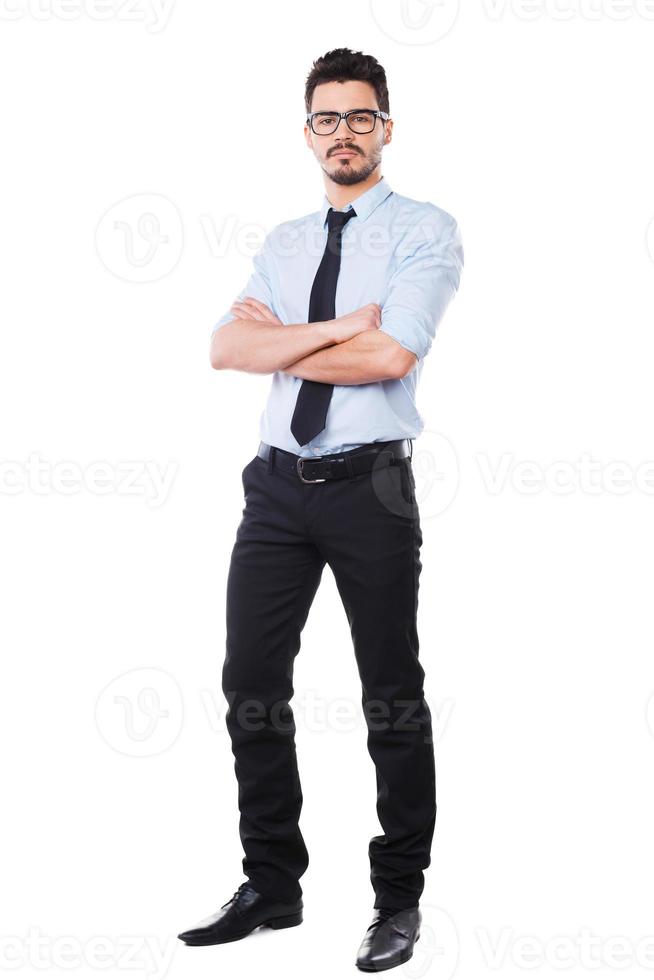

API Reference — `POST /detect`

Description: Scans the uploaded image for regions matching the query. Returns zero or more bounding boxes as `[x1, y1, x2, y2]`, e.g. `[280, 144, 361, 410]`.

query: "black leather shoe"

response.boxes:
[355, 906, 421, 972]
[177, 881, 303, 946]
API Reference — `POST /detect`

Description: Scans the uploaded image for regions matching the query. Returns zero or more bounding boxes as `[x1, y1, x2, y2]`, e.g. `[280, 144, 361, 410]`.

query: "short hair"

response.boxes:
[305, 47, 390, 116]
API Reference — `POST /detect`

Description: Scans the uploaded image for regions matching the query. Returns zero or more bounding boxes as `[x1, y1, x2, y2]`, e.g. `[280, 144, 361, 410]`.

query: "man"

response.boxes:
[178, 47, 463, 972]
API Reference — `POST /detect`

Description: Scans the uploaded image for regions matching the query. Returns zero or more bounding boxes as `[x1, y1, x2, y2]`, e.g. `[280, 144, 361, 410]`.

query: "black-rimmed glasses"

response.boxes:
[306, 108, 390, 136]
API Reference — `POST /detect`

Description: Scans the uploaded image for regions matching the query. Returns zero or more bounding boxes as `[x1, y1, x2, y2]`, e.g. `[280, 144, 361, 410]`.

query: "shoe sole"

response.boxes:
[355, 931, 420, 972]
[179, 910, 303, 946]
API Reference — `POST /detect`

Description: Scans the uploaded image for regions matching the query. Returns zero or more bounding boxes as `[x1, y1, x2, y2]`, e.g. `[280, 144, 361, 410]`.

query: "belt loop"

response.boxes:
[267, 446, 276, 473]
[345, 454, 356, 481]
[408, 438, 413, 462]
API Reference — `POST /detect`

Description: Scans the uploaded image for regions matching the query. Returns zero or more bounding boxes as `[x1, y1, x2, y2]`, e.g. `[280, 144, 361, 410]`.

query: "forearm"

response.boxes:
[281, 330, 397, 385]
[211, 318, 336, 373]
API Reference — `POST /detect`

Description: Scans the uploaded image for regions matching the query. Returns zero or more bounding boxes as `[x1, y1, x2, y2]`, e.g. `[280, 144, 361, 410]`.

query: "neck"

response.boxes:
[323, 168, 383, 211]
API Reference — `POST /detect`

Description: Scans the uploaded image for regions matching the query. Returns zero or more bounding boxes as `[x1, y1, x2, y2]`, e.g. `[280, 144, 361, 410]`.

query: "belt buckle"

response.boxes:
[296, 457, 327, 483]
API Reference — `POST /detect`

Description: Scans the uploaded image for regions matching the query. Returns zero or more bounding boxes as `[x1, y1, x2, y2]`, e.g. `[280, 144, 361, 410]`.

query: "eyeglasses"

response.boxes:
[306, 108, 390, 136]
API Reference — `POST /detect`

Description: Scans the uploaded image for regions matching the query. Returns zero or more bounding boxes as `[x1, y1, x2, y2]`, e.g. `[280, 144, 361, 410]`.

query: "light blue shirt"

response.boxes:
[211, 175, 464, 457]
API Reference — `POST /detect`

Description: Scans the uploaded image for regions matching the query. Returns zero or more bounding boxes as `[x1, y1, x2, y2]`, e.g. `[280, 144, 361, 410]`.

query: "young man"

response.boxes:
[178, 47, 464, 972]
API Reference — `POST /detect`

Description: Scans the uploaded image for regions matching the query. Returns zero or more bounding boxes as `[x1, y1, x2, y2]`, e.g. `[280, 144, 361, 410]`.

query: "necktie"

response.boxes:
[290, 205, 357, 446]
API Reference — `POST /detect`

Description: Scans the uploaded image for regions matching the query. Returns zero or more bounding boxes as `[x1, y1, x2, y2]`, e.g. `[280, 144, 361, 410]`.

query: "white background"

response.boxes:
[2, 2, 654, 978]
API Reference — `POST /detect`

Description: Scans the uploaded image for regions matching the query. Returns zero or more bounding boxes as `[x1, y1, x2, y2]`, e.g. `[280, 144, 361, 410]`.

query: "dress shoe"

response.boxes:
[355, 906, 421, 972]
[177, 881, 303, 946]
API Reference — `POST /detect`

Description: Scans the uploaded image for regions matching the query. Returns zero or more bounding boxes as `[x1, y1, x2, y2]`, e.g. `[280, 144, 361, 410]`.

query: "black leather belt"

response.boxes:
[257, 439, 412, 483]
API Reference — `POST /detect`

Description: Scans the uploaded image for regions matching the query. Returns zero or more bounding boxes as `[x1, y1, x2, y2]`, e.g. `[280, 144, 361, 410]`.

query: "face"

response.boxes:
[304, 80, 393, 187]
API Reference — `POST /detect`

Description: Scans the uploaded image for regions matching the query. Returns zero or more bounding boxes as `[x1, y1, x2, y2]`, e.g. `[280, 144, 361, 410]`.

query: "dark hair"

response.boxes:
[304, 47, 390, 116]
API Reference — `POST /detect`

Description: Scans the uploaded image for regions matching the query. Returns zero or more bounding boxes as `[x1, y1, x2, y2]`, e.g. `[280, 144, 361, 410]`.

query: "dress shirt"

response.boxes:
[211, 175, 464, 457]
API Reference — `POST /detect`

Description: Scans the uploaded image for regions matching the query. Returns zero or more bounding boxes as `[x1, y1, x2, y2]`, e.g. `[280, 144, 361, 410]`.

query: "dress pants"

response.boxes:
[221, 440, 436, 911]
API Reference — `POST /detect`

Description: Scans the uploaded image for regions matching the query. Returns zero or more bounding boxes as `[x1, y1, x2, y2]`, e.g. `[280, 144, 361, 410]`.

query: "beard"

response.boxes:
[323, 143, 382, 186]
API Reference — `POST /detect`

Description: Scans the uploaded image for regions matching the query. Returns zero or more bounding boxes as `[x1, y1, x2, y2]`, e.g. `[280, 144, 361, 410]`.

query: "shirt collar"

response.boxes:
[319, 175, 392, 226]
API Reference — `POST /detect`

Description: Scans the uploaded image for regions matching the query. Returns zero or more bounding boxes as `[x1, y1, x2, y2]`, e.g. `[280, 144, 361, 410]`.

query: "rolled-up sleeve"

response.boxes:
[379, 216, 464, 361]
[211, 233, 276, 335]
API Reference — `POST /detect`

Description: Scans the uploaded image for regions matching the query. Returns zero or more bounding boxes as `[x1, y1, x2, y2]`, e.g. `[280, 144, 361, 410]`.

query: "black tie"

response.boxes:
[290, 205, 357, 446]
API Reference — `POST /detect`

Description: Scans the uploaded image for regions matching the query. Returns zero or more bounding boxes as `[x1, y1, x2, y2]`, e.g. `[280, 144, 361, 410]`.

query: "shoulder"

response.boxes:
[269, 209, 319, 239]
[259, 211, 320, 259]
[386, 192, 464, 282]
[387, 190, 461, 245]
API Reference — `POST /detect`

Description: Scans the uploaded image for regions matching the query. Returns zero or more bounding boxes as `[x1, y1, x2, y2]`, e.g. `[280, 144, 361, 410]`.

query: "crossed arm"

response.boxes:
[282, 328, 413, 384]
[212, 297, 417, 384]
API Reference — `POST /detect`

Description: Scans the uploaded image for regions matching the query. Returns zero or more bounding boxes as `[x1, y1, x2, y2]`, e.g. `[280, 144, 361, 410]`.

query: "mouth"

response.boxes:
[331, 150, 358, 159]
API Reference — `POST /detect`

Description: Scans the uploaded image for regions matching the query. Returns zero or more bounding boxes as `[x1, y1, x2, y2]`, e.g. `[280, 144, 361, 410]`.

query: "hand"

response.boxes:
[331, 303, 381, 343]
[231, 296, 283, 325]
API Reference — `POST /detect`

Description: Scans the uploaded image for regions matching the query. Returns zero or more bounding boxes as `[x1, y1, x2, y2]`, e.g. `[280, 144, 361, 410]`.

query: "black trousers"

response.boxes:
[221, 440, 436, 911]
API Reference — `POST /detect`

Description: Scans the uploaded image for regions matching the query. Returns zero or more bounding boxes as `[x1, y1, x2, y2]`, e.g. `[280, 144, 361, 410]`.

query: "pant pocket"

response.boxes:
[399, 459, 417, 506]
[241, 455, 259, 489]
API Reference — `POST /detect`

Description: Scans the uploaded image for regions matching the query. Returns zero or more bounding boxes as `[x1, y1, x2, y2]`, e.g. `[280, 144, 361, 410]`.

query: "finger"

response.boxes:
[231, 301, 267, 321]
[231, 299, 260, 312]
[241, 297, 278, 322]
